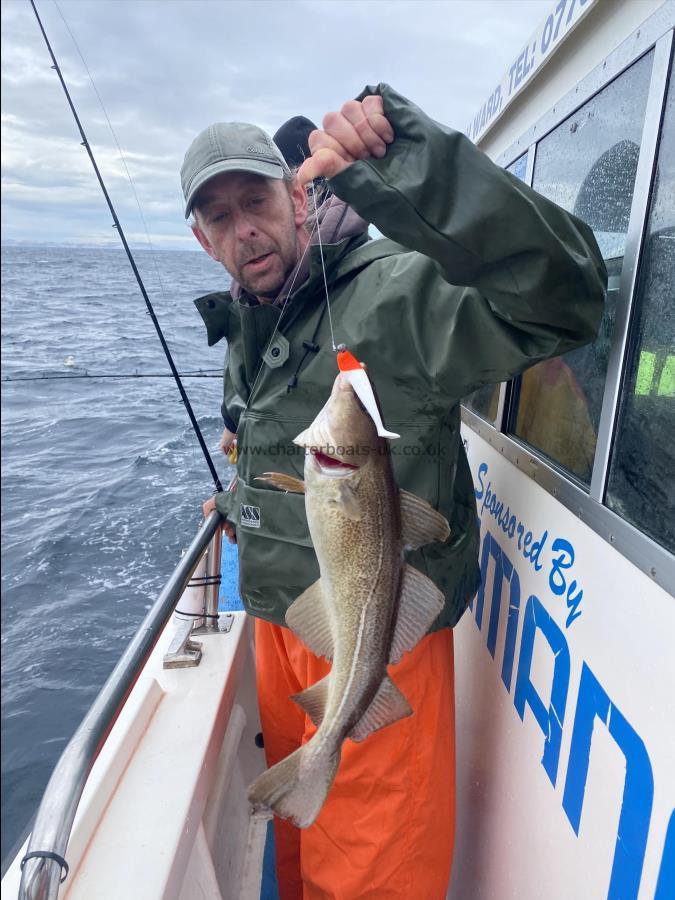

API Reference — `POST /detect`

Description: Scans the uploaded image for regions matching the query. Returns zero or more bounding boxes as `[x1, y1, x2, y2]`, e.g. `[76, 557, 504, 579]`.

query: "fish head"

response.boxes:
[293, 372, 383, 477]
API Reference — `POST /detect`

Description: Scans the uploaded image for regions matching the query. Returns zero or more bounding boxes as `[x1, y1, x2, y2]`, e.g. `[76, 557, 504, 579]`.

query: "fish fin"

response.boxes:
[285, 580, 334, 660]
[248, 745, 340, 829]
[255, 472, 305, 494]
[333, 481, 362, 521]
[293, 398, 331, 449]
[389, 564, 445, 665]
[291, 674, 330, 727]
[348, 676, 412, 742]
[399, 490, 450, 549]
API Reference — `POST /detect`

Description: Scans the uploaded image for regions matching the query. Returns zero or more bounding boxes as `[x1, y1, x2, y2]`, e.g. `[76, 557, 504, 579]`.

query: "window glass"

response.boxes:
[464, 152, 529, 423]
[463, 382, 500, 422]
[509, 52, 654, 483]
[606, 68, 675, 554]
[508, 152, 528, 183]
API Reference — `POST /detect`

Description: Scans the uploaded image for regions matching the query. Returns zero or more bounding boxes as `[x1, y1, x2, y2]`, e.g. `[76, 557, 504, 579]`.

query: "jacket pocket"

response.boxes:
[235, 481, 312, 546]
[234, 481, 319, 623]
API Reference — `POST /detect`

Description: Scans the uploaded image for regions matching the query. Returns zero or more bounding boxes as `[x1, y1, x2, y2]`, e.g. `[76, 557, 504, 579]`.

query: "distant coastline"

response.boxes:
[1, 239, 204, 253]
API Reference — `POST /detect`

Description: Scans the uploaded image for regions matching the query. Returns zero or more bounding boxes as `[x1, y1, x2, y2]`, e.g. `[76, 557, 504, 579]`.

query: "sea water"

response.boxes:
[1, 244, 233, 863]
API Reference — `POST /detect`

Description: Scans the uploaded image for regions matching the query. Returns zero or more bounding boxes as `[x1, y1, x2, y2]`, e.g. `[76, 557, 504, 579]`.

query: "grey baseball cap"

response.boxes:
[181, 122, 291, 218]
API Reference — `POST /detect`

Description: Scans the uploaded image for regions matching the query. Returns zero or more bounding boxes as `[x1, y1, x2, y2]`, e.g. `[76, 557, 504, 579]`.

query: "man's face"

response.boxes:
[191, 171, 308, 300]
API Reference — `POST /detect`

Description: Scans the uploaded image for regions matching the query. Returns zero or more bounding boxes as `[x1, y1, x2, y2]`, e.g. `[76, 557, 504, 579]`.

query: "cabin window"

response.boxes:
[606, 66, 675, 554]
[464, 151, 530, 423]
[508, 52, 654, 484]
[508, 152, 528, 183]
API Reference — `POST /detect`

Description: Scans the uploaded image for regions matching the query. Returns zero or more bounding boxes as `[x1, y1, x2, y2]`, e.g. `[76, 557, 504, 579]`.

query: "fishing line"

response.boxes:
[2, 371, 222, 383]
[239, 213, 320, 417]
[230, 187, 341, 455]
[312, 180, 337, 352]
[52, 0, 181, 354]
[29, 0, 223, 492]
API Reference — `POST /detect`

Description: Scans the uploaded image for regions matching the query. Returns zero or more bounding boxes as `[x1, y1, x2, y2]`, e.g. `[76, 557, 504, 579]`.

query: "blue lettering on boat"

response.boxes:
[469, 462, 664, 898]
[474, 461, 581, 621]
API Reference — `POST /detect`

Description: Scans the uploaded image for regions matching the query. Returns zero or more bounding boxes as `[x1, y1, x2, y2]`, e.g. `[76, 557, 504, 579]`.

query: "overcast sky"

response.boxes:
[2, 0, 550, 250]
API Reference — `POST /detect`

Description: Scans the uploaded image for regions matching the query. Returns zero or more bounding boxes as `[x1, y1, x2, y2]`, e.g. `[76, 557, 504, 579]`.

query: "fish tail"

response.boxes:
[247, 743, 340, 829]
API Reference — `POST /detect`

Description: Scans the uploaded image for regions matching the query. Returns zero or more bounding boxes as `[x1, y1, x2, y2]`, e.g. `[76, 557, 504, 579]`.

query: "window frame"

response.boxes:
[461, 9, 675, 596]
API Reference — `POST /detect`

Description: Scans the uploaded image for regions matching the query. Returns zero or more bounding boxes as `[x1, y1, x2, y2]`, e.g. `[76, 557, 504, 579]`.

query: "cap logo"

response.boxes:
[182, 124, 287, 218]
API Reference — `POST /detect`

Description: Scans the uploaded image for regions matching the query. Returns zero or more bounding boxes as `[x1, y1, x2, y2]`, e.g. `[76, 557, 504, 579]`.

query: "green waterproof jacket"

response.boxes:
[195, 83, 607, 631]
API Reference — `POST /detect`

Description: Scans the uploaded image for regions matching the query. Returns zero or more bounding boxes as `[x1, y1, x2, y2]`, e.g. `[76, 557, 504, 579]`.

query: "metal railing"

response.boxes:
[18, 510, 224, 900]
[204, 524, 223, 624]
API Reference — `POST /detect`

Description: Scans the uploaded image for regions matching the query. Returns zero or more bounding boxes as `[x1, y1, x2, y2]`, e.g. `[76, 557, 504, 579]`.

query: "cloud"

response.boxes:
[2, 0, 551, 249]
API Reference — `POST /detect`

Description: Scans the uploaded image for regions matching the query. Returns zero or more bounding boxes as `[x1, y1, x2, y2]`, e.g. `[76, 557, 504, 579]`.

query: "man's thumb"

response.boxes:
[297, 148, 348, 185]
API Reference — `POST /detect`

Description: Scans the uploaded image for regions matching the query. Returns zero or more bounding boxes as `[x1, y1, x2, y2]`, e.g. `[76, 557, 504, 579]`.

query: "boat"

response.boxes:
[3, 0, 674, 897]
[2, 514, 278, 898]
[456, 1, 674, 897]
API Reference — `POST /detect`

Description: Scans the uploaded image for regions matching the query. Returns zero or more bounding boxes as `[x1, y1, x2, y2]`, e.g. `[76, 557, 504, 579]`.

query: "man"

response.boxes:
[184, 85, 606, 899]
[205, 113, 324, 469]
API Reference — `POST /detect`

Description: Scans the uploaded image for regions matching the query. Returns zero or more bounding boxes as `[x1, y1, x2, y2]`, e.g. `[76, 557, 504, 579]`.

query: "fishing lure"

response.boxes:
[336, 347, 400, 440]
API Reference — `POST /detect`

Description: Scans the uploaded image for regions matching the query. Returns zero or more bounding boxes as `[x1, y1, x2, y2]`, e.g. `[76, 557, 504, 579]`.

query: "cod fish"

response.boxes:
[247, 360, 450, 828]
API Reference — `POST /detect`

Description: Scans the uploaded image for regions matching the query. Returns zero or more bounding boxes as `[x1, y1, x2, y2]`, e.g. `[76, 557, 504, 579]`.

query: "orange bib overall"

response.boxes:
[255, 619, 456, 900]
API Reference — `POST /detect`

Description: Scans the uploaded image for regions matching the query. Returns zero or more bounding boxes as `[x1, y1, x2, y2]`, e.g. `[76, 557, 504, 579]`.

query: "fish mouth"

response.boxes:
[311, 450, 359, 477]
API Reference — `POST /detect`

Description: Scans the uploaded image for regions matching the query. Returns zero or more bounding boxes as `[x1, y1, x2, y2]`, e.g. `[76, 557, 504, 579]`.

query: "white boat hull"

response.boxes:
[3, 612, 269, 900]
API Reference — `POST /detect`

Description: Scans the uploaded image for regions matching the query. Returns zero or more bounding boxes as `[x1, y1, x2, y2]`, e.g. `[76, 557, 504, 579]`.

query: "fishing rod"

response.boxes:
[29, 0, 224, 492]
[2, 370, 222, 383]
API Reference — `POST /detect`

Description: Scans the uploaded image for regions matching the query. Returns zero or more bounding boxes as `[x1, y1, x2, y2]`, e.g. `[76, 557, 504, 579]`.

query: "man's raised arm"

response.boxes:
[301, 83, 607, 397]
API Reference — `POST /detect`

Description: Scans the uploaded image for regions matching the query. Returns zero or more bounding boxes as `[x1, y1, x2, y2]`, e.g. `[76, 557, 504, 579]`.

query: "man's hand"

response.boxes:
[202, 496, 237, 544]
[297, 96, 394, 185]
[219, 426, 236, 455]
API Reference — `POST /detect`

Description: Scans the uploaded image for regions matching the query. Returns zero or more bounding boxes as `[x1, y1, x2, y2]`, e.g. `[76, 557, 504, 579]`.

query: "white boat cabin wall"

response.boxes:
[456, 1, 674, 898]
